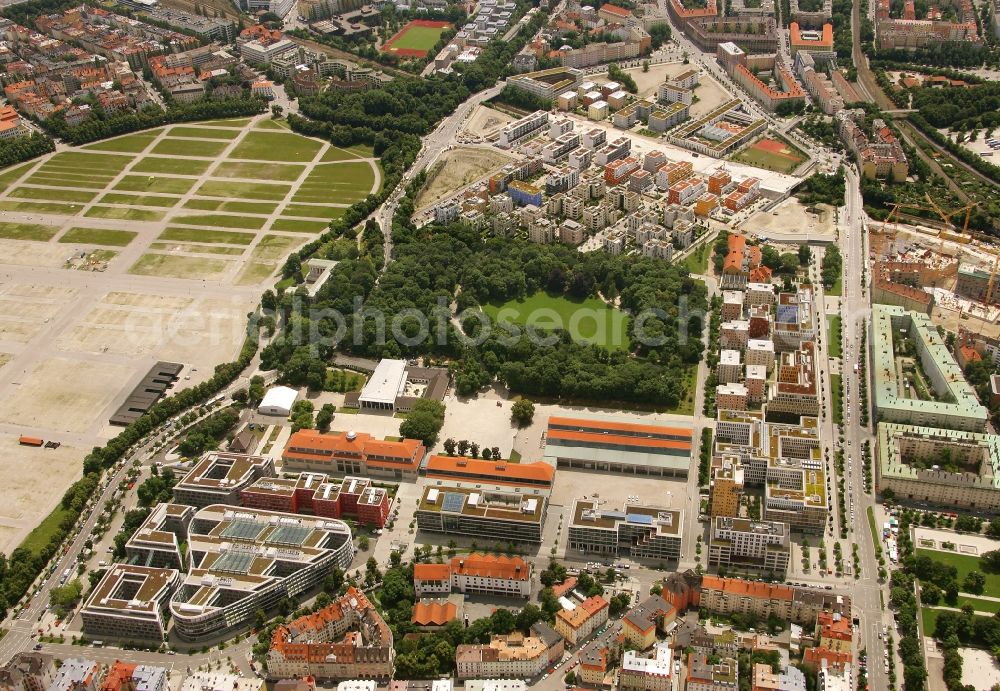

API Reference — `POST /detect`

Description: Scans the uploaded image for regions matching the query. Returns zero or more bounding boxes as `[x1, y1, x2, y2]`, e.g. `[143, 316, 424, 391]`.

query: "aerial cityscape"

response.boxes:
[0, 0, 998, 689]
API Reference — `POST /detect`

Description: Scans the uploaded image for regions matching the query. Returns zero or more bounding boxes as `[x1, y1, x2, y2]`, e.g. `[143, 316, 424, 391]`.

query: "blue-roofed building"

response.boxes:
[568, 499, 683, 561]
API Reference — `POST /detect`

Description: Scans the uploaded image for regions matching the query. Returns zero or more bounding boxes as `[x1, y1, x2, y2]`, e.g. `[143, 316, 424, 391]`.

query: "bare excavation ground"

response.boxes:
[415, 146, 514, 209]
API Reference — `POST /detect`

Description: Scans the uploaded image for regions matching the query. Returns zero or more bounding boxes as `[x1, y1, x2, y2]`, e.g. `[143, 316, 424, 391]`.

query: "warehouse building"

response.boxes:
[542, 415, 694, 477]
[259, 386, 299, 416]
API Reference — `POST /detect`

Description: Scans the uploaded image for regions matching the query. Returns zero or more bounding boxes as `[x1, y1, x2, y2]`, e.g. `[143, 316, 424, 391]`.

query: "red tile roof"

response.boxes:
[413, 563, 451, 581]
[425, 455, 555, 486]
[599, 3, 632, 17]
[412, 601, 457, 626]
[452, 553, 531, 581]
[701, 575, 794, 601]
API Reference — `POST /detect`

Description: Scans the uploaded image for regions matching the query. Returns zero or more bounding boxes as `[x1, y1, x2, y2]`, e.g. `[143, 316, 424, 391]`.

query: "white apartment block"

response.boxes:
[498, 111, 549, 148]
[746, 339, 775, 371]
[717, 349, 742, 384]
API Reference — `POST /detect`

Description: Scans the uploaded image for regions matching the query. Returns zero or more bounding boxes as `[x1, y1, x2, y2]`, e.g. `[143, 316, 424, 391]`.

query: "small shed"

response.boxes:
[258, 386, 298, 416]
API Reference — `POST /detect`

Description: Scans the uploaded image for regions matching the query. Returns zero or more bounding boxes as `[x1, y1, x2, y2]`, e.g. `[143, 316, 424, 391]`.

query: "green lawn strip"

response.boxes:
[955, 595, 1000, 614]
[831, 373, 843, 424]
[58, 227, 137, 247]
[47, 151, 131, 171]
[482, 291, 630, 351]
[255, 119, 289, 130]
[306, 161, 376, 183]
[115, 175, 196, 194]
[0, 162, 37, 191]
[251, 234, 301, 261]
[168, 126, 241, 140]
[84, 206, 164, 222]
[149, 242, 246, 256]
[195, 180, 291, 201]
[200, 117, 251, 127]
[915, 549, 1000, 598]
[281, 205, 346, 219]
[827, 315, 842, 359]
[128, 253, 231, 279]
[133, 157, 211, 175]
[211, 161, 305, 182]
[320, 145, 365, 162]
[8, 186, 96, 203]
[867, 507, 881, 554]
[291, 189, 368, 204]
[151, 138, 229, 158]
[159, 227, 255, 245]
[32, 168, 116, 181]
[826, 274, 843, 297]
[0, 200, 82, 215]
[228, 130, 323, 162]
[682, 245, 710, 274]
[99, 192, 180, 208]
[235, 261, 278, 285]
[82, 132, 159, 153]
[270, 218, 329, 233]
[345, 143, 375, 158]
[182, 198, 278, 214]
[921, 607, 941, 636]
[18, 505, 72, 558]
[24, 175, 108, 189]
[169, 213, 267, 230]
[0, 221, 59, 241]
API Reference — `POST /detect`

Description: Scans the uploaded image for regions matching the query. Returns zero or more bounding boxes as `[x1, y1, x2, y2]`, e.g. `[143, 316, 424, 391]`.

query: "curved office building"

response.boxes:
[160, 504, 353, 640]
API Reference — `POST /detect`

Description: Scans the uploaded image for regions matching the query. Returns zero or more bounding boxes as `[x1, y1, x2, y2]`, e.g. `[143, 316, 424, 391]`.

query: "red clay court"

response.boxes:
[381, 20, 451, 58]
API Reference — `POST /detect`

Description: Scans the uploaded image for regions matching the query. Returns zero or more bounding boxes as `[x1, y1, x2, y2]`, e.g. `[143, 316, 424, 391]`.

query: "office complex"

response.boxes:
[173, 453, 276, 508]
[708, 517, 790, 575]
[567, 499, 683, 561]
[415, 486, 546, 543]
[240, 474, 391, 528]
[267, 588, 393, 680]
[871, 304, 988, 432]
[160, 505, 354, 640]
[80, 565, 179, 642]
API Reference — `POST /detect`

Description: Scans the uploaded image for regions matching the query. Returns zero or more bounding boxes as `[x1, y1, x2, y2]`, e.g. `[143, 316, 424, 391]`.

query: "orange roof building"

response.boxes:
[100, 662, 136, 691]
[699, 575, 851, 626]
[424, 455, 554, 493]
[282, 430, 425, 481]
[411, 600, 458, 627]
[414, 553, 532, 598]
[555, 595, 609, 645]
[817, 611, 852, 653]
[544, 416, 694, 477]
[268, 587, 394, 679]
[789, 22, 835, 55]
[722, 233, 771, 289]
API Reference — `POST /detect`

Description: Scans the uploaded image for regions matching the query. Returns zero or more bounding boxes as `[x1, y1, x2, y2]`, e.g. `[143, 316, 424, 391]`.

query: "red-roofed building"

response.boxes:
[803, 646, 852, 671]
[411, 600, 458, 627]
[424, 455, 555, 494]
[99, 662, 136, 691]
[817, 611, 851, 653]
[413, 553, 531, 598]
[722, 234, 771, 289]
[282, 430, 425, 480]
[555, 595, 609, 645]
[598, 3, 632, 21]
[240, 473, 390, 527]
[552, 577, 578, 598]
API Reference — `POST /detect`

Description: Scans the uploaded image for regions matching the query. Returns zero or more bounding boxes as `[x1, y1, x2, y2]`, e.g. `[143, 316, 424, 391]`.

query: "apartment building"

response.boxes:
[698, 576, 850, 625]
[80, 565, 179, 642]
[764, 457, 827, 534]
[773, 287, 815, 351]
[577, 640, 610, 685]
[871, 304, 988, 432]
[455, 623, 564, 679]
[836, 109, 908, 181]
[0, 653, 56, 691]
[721, 234, 771, 290]
[709, 457, 744, 518]
[568, 499, 683, 561]
[619, 643, 673, 691]
[498, 111, 550, 148]
[47, 660, 99, 691]
[413, 554, 531, 598]
[717, 383, 749, 411]
[555, 595, 609, 646]
[731, 60, 806, 112]
[687, 653, 738, 691]
[708, 517, 790, 575]
[282, 430, 425, 481]
[768, 341, 819, 416]
[621, 595, 676, 650]
[267, 588, 393, 680]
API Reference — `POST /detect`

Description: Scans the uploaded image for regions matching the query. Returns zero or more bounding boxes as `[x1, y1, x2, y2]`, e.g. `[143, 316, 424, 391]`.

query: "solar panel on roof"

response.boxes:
[776, 304, 797, 323]
[268, 525, 311, 546]
[221, 520, 266, 541]
[213, 552, 254, 574]
[626, 513, 653, 525]
[441, 492, 466, 513]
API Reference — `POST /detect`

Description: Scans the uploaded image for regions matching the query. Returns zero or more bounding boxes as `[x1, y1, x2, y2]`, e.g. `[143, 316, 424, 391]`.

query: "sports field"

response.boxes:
[732, 136, 807, 174]
[482, 292, 630, 351]
[382, 20, 450, 57]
